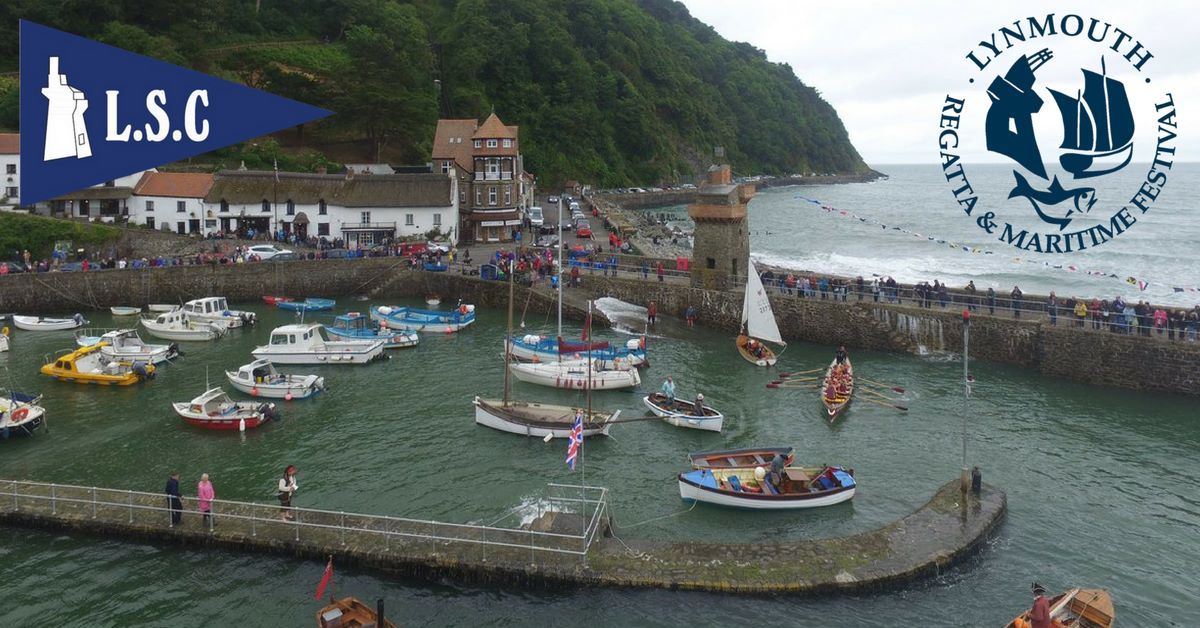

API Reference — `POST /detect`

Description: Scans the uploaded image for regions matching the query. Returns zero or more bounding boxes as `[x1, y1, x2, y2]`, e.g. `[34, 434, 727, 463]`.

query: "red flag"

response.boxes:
[314, 558, 333, 600]
[581, 312, 591, 342]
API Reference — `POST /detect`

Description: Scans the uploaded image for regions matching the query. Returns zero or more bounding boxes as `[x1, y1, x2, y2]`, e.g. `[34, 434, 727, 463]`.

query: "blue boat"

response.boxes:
[325, 312, 419, 349]
[278, 298, 336, 312]
[369, 304, 475, 334]
[423, 262, 448, 272]
[505, 333, 647, 369]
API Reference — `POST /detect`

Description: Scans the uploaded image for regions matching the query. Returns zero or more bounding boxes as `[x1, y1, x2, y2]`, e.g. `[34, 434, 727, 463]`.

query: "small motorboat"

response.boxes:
[226, 359, 325, 400]
[110, 306, 142, 316]
[252, 324, 385, 364]
[181, 297, 256, 328]
[12, 314, 87, 331]
[1006, 588, 1114, 628]
[423, 261, 448, 272]
[0, 327, 8, 353]
[172, 387, 277, 431]
[74, 328, 180, 364]
[147, 304, 177, 313]
[141, 309, 225, 342]
[689, 446, 795, 470]
[473, 397, 618, 438]
[678, 464, 856, 510]
[326, 312, 419, 349]
[506, 334, 647, 369]
[0, 390, 46, 437]
[316, 597, 396, 628]
[508, 359, 641, 390]
[425, 294, 441, 306]
[370, 304, 475, 334]
[40, 344, 155, 386]
[262, 296, 293, 305]
[278, 297, 336, 312]
[821, 357, 854, 422]
[643, 392, 724, 432]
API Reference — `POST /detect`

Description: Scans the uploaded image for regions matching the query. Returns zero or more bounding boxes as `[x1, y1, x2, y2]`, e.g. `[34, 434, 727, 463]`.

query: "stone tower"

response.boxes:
[688, 164, 754, 290]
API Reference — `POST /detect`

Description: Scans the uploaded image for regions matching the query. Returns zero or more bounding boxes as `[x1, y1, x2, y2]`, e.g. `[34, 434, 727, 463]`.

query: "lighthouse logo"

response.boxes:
[41, 56, 92, 161]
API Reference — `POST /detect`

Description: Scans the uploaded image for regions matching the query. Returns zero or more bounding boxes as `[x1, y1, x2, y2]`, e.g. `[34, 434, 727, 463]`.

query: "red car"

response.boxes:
[575, 220, 593, 238]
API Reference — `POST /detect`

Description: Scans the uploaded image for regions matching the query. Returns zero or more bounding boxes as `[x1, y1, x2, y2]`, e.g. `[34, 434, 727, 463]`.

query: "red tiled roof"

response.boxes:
[472, 113, 517, 140]
[432, 119, 478, 172]
[0, 133, 18, 154]
[132, 172, 214, 198]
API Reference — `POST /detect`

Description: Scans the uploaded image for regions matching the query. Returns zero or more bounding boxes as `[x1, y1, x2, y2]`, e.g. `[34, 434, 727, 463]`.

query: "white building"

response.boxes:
[129, 172, 215, 234]
[0, 134, 18, 208]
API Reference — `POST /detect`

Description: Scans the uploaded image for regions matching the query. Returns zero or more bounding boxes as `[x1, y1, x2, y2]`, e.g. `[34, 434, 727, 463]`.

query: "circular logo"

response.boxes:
[938, 14, 1179, 253]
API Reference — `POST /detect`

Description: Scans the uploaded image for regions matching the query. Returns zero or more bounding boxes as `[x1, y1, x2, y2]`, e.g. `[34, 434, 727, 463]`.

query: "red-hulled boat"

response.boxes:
[171, 387, 277, 430]
[263, 296, 293, 305]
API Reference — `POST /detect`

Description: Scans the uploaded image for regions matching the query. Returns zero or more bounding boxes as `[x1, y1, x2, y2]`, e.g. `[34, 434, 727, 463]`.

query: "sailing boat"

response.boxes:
[736, 259, 786, 366]
[473, 262, 620, 438]
[1049, 57, 1134, 179]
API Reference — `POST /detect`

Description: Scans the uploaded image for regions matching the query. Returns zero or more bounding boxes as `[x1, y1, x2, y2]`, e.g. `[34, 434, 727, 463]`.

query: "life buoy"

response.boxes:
[11, 407, 29, 422]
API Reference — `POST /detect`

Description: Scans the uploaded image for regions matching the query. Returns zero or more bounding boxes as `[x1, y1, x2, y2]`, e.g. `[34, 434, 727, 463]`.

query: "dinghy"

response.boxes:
[0, 390, 46, 437]
[110, 306, 142, 316]
[147, 304, 177, 313]
[821, 357, 854, 421]
[262, 296, 293, 305]
[252, 324, 385, 364]
[278, 297, 336, 312]
[226, 359, 325, 400]
[74, 328, 180, 364]
[40, 344, 155, 386]
[316, 597, 397, 628]
[689, 447, 795, 470]
[12, 314, 87, 331]
[181, 297, 256, 328]
[643, 392, 724, 432]
[0, 327, 8, 353]
[736, 259, 785, 366]
[425, 294, 441, 306]
[370, 304, 475, 333]
[172, 387, 277, 431]
[505, 334, 647, 369]
[324, 312, 419, 349]
[1005, 588, 1114, 628]
[141, 309, 225, 341]
[509, 359, 640, 390]
[678, 464, 856, 510]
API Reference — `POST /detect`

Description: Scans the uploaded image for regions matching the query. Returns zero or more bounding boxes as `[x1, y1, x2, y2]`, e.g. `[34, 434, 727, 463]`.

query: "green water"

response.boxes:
[0, 300, 1197, 626]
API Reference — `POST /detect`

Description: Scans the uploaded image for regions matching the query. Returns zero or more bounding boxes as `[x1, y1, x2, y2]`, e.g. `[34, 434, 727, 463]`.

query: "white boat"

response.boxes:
[226, 359, 325, 399]
[12, 314, 87, 331]
[473, 397, 617, 438]
[140, 309, 226, 342]
[505, 334, 647, 370]
[251, 324, 385, 365]
[74, 328, 180, 365]
[180, 297, 256, 328]
[425, 295, 441, 306]
[736, 260, 786, 366]
[678, 466, 857, 510]
[508, 359, 641, 390]
[172, 387, 277, 431]
[369, 304, 475, 334]
[0, 390, 46, 436]
[147, 304, 177, 313]
[0, 328, 8, 353]
[110, 306, 142, 316]
[643, 392, 724, 432]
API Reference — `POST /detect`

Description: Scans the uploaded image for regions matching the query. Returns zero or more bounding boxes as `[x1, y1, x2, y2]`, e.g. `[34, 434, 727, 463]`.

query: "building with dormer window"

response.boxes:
[431, 113, 531, 243]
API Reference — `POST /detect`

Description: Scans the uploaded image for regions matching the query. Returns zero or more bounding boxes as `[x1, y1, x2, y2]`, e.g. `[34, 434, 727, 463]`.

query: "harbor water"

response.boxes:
[0, 296, 1197, 625]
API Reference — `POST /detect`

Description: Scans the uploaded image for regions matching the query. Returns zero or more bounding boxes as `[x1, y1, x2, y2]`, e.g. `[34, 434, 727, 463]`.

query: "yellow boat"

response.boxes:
[40, 343, 155, 386]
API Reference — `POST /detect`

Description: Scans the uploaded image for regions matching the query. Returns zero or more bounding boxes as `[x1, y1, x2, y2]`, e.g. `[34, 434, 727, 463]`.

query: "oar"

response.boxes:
[857, 387, 905, 402]
[778, 368, 824, 378]
[858, 395, 908, 412]
[857, 377, 906, 394]
[767, 381, 819, 389]
[769, 376, 819, 385]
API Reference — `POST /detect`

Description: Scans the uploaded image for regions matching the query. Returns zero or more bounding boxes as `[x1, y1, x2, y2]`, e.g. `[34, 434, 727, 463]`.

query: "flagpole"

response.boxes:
[583, 299, 591, 534]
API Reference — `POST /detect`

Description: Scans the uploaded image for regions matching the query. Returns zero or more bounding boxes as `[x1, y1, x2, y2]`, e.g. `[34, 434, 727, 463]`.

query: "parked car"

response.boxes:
[272, 252, 300, 261]
[324, 248, 351, 259]
[529, 206, 544, 228]
[571, 210, 585, 222]
[568, 201, 581, 212]
[547, 195, 559, 204]
[575, 220, 593, 238]
[535, 235, 559, 248]
[426, 241, 451, 254]
[247, 244, 294, 261]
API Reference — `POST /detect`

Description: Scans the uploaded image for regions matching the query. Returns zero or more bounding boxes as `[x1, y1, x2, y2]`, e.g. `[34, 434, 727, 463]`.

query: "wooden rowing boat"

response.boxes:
[316, 597, 396, 628]
[678, 465, 856, 510]
[736, 333, 777, 367]
[1005, 588, 1114, 628]
[821, 357, 853, 421]
[735, 260, 785, 366]
[643, 392, 724, 432]
[689, 446, 794, 469]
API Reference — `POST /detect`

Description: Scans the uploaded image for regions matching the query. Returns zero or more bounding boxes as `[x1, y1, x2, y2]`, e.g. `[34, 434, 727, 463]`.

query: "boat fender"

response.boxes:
[626, 338, 640, 350]
[251, 387, 259, 396]
[378, 306, 393, 315]
[1, 326, 8, 336]
[11, 407, 29, 422]
[459, 304, 469, 315]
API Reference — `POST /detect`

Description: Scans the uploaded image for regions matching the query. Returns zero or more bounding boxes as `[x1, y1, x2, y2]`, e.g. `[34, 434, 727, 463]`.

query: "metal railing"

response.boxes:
[0, 480, 608, 562]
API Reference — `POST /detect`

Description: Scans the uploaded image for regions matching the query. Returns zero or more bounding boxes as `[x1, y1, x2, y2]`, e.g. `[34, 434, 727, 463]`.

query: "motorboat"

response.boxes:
[506, 334, 647, 369]
[39, 344, 155, 386]
[226, 359, 325, 400]
[0, 327, 8, 353]
[181, 297, 256, 328]
[508, 359, 641, 390]
[172, 387, 277, 431]
[678, 465, 856, 510]
[689, 447, 795, 470]
[473, 397, 617, 438]
[370, 304, 475, 333]
[74, 328, 180, 364]
[643, 392, 724, 432]
[262, 296, 293, 305]
[324, 312, 418, 349]
[147, 304, 177, 313]
[141, 309, 225, 342]
[12, 314, 87, 331]
[252, 324, 385, 364]
[0, 390, 46, 437]
[278, 297, 336, 312]
[110, 306, 142, 316]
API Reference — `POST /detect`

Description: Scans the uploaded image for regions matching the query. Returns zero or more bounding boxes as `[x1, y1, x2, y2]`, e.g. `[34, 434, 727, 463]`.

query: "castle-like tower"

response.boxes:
[688, 164, 754, 290]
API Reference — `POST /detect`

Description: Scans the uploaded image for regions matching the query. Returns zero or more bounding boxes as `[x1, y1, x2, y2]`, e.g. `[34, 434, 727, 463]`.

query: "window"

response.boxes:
[318, 199, 327, 215]
[104, 180, 115, 187]
[441, 161, 452, 174]
[405, 214, 414, 226]
[503, 187, 511, 205]
[317, 223, 329, 236]
[261, 199, 270, 213]
[286, 200, 295, 216]
[475, 188, 482, 206]
[487, 139, 498, 148]
[488, 187, 497, 205]
[473, 140, 481, 148]
[360, 211, 371, 225]
[145, 200, 155, 212]
[433, 213, 442, 226]
[502, 139, 512, 148]
[459, 189, 465, 202]
[220, 199, 229, 213]
[145, 217, 155, 229]
[706, 257, 716, 269]
[177, 200, 186, 213]
[5, 164, 14, 174]
[6, 186, 17, 197]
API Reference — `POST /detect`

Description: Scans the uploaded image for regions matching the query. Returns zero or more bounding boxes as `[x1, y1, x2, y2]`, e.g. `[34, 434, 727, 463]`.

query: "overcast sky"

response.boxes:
[679, 1, 1194, 166]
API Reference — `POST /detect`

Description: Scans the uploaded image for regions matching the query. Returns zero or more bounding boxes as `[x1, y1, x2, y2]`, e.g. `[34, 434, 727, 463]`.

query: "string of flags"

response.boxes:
[795, 195, 1198, 294]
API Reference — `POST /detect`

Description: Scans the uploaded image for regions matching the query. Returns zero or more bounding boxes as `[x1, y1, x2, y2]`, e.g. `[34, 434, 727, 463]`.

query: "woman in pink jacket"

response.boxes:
[197, 473, 215, 526]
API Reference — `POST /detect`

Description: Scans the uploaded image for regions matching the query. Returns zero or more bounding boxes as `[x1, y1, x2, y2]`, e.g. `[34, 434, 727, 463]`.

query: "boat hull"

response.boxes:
[678, 476, 856, 510]
[821, 358, 853, 422]
[140, 320, 223, 342]
[508, 362, 640, 390]
[13, 316, 85, 331]
[110, 307, 142, 316]
[689, 447, 795, 470]
[370, 305, 475, 334]
[473, 397, 614, 438]
[226, 372, 324, 399]
[172, 404, 269, 430]
[0, 398, 46, 436]
[251, 346, 383, 365]
[325, 326, 419, 349]
[736, 334, 777, 367]
[505, 336, 647, 369]
[643, 393, 723, 432]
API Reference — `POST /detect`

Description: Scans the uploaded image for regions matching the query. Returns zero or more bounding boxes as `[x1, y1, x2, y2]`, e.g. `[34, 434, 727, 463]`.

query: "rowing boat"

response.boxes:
[821, 357, 853, 421]
[678, 465, 856, 510]
[12, 314, 87, 331]
[473, 397, 617, 438]
[316, 597, 396, 628]
[1005, 588, 1114, 628]
[688, 447, 794, 470]
[643, 392, 724, 432]
[278, 297, 336, 312]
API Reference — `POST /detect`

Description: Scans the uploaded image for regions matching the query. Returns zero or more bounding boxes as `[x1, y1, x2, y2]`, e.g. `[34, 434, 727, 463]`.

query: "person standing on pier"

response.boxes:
[987, 287, 996, 315]
[1046, 292, 1058, 326]
[964, 281, 977, 311]
[656, 261, 665, 282]
[647, 302, 658, 327]
[1028, 583, 1051, 628]
[197, 473, 215, 527]
[278, 465, 299, 521]
[165, 473, 183, 526]
[1011, 286, 1023, 318]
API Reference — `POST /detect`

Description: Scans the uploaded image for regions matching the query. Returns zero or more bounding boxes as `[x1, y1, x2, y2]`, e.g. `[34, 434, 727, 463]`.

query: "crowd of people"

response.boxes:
[163, 464, 299, 527]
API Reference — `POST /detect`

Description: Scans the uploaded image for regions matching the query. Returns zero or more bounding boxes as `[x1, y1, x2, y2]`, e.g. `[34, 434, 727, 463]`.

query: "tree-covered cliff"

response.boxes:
[0, 0, 870, 184]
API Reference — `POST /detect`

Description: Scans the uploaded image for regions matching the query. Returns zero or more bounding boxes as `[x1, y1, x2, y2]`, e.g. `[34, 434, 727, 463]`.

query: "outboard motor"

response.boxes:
[259, 403, 278, 421]
[169, 342, 183, 358]
[131, 362, 153, 380]
[241, 312, 256, 326]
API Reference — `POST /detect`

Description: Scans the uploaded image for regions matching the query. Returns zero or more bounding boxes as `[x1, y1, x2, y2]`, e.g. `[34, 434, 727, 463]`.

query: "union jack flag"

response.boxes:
[566, 411, 583, 470]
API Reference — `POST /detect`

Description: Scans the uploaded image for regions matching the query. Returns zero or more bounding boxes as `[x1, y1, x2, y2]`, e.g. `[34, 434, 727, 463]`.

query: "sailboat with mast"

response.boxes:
[736, 259, 786, 366]
[474, 263, 619, 438]
[1049, 57, 1135, 179]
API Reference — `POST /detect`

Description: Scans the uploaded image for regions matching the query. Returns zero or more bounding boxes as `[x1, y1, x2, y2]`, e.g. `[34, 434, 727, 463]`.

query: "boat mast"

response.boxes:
[503, 254, 514, 406]
[582, 299, 591, 529]
[557, 195, 563, 338]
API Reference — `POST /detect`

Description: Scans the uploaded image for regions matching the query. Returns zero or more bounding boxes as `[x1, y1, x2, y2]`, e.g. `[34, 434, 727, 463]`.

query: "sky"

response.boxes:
[679, 1, 1194, 165]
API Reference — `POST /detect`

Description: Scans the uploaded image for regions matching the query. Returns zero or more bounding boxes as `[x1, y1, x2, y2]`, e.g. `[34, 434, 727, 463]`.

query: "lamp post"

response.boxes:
[960, 309, 971, 493]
